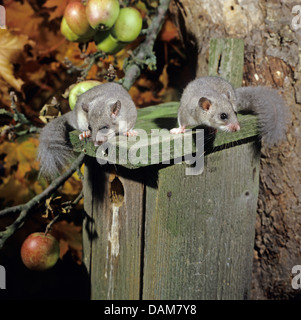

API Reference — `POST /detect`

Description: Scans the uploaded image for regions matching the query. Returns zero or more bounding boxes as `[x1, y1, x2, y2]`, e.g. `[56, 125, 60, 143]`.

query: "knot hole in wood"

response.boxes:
[110, 176, 124, 207]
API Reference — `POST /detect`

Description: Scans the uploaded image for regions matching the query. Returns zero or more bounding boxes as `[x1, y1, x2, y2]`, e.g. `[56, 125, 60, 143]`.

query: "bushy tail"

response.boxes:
[37, 113, 75, 180]
[235, 86, 289, 147]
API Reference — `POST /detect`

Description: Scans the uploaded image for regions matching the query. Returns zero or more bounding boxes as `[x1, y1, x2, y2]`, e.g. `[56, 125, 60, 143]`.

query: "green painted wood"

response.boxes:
[142, 142, 260, 299]
[70, 105, 258, 169]
[208, 38, 244, 88]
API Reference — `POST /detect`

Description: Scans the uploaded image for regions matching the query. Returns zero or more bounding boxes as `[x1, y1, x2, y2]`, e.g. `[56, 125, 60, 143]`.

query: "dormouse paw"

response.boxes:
[123, 130, 138, 137]
[79, 130, 91, 140]
[170, 127, 186, 134]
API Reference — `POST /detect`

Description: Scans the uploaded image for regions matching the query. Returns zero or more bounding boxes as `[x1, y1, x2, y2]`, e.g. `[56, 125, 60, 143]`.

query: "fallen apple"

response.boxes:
[20, 232, 60, 271]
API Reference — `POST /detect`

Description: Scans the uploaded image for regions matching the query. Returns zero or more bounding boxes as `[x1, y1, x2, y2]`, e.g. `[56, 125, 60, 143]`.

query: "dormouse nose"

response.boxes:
[94, 136, 108, 146]
[228, 123, 240, 132]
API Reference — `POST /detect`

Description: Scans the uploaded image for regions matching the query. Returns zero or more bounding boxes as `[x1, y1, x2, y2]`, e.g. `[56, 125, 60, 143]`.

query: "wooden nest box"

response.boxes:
[70, 39, 260, 300]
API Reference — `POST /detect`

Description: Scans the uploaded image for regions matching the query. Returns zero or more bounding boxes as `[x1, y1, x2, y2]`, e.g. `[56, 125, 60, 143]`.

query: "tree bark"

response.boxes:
[170, 0, 301, 299]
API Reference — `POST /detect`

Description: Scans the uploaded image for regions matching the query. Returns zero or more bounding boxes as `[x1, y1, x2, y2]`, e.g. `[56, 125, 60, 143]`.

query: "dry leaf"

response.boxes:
[159, 20, 179, 42]
[0, 137, 41, 205]
[43, 0, 74, 21]
[0, 29, 28, 90]
[5, 1, 43, 41]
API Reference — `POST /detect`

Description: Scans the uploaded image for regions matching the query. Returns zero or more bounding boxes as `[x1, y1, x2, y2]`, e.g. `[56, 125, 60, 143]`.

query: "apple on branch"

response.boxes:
[20, 232, 60, 271]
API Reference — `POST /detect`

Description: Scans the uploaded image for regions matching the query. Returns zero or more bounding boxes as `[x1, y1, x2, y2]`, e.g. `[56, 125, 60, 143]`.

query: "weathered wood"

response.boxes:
[70, 106, 258, 169]
[82, 159, 144, 300]
[142, 142, 260, 299]
[208, 38, 244, 88]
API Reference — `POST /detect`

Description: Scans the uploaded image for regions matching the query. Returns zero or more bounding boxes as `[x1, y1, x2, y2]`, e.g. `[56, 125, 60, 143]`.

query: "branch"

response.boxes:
[3, 92, 41, 138]
[122, 0, 171, 90]
[64, 51, 105, 80]
[0, 153, 85, 249]
[44, 189, 84, 236]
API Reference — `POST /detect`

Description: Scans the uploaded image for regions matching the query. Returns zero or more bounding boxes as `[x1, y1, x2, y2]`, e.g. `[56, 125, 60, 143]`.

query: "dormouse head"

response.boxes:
[82, 100, 122, 146]
[198, 96, 240, 132]
[221, 89, 238, 112]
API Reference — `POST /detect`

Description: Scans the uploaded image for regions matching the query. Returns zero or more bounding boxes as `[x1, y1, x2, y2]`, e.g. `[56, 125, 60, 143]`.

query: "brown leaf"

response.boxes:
[159, 20, 179, 42]
[5, 1, 43, 41]
[43, 0, 76, 21]
[0, 29, 29, 90]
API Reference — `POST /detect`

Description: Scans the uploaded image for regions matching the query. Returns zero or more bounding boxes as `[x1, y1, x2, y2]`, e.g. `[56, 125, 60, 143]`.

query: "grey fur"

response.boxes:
[37, 82, 137, 179]
[176, 76, 288, 146]
[235, 86, 288, 147]
[177, 76, 239, 131]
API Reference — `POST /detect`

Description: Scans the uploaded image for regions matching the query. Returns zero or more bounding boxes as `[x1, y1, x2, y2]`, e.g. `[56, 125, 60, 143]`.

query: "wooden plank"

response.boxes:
[70, 109, 258, 169]
[142, 141, 260, 299]
[208, 38, 244, 88]
[82, 156, 94, 276]
[82, 159, 144, 300]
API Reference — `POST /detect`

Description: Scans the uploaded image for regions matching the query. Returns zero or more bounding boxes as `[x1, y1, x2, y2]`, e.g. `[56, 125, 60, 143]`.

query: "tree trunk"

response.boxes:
[170, 0, 301, 299]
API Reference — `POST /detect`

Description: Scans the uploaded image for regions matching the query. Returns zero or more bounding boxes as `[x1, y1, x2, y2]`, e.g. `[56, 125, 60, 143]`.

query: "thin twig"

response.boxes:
[64, 51, 105, 80]
[44, 214, 61, 236]
[44, 189, 84, 236]
[0, 153, 85, 249]
[122, 0, 171, 90]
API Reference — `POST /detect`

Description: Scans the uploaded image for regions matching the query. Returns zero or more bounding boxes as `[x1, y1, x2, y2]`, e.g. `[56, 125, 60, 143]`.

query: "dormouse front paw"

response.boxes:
[170, 127, 186, 134]
[79, 130, 91, 140]
[123, 129, 138, 137]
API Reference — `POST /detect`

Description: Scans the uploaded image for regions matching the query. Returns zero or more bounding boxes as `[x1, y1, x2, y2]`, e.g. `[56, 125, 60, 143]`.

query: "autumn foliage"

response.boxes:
[0, 0, 188, 278]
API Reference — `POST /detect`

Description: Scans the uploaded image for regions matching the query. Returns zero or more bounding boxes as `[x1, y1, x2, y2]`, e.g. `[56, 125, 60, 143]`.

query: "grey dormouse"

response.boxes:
[171, 76, 288, 147]
[37, 82, 137, 179]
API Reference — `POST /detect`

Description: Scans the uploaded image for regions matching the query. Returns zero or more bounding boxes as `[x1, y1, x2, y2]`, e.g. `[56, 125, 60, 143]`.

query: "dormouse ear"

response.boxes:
[82, 103, 89, 113]
[223, 90, 232, 100]
[198, 97, 212, 111]
[227, 90, 232, 100]
[111, 100, 121, 118]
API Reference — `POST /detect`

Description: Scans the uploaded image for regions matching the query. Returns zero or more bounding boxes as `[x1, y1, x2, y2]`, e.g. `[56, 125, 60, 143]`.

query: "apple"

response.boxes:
[64, 1, 95, 39]
[86, 0, 120, 30]
[20, 232, 60, 271]
[111, 7, 143, 42]
[69, 80, 102, 109]
[61, 16, 81, 42]
[94, 31, 126, 54]
[61, 16, 94, 43]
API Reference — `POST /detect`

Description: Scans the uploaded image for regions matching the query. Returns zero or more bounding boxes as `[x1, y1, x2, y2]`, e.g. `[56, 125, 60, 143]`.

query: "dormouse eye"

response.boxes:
[88, 125, 92, 131]
[100, 125, 109, 131]
[220, 113, 228, 120]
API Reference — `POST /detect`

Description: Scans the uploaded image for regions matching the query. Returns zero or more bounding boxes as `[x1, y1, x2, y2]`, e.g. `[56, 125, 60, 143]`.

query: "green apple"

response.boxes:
[94, 31, 126, 54]
[64, 1, 95, 39]
[61, 17, 93, 42]
[111, 7, 143, 42]
[86, 0, 120, 30]
[69, 80, 102, 109]
[61, 16, 81, 42]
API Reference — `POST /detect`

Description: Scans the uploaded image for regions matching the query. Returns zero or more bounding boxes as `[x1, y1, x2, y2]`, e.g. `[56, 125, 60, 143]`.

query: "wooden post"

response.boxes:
[74, 38, 260, 300]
